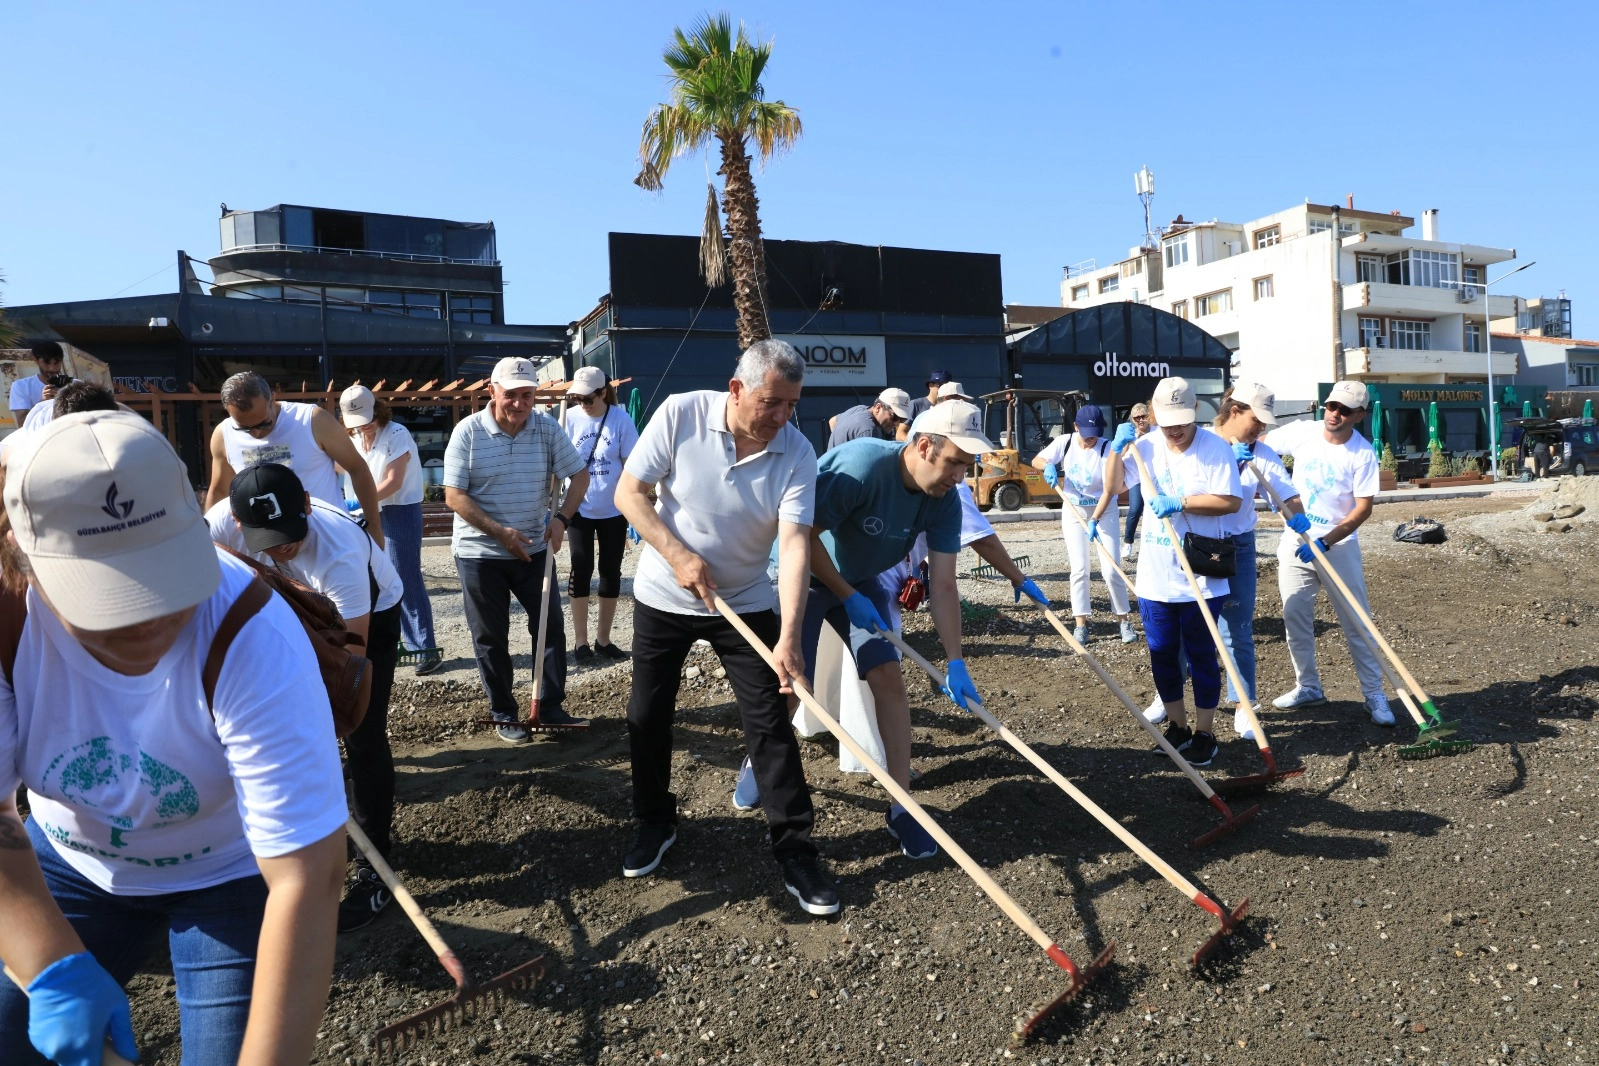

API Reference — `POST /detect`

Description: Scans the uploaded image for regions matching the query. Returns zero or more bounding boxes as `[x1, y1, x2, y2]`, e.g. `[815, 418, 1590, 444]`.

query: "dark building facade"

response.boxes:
[572, 233, 1008, 451]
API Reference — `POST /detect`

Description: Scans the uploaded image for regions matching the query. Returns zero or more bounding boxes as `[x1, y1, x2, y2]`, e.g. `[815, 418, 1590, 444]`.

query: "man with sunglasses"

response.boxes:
[204, 371, 386, 548]
[825, 388, 912, 451]
[1263, 381, 1392, 726]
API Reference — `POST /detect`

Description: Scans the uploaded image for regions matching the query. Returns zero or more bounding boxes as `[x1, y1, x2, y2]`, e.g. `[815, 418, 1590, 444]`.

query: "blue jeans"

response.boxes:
[1140, 596, 1227, 709]
[383, 502, 437, 652]
[0, 818, 268, 1065]
[1215, 530, 1257, 704]
[1124, 483, 1143, 543]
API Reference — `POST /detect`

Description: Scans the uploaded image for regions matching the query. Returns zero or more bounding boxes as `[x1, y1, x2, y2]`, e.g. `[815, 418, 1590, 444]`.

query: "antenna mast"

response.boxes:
[1135, 166, 1157, 250]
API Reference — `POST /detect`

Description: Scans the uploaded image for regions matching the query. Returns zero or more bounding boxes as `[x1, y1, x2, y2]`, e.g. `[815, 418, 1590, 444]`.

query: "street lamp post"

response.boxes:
[1482, 260, 1535, 481]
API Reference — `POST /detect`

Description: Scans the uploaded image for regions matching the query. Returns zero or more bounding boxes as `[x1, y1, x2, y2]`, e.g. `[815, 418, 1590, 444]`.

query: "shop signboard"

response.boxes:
[777, 334, 887, 388]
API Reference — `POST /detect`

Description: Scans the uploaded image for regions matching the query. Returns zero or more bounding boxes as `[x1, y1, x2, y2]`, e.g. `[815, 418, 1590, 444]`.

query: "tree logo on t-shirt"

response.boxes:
[42, 737, 201, 838]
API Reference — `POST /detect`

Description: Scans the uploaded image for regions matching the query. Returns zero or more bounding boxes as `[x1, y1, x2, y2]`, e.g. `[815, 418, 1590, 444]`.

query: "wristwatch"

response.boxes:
[551, 512, 571, 528]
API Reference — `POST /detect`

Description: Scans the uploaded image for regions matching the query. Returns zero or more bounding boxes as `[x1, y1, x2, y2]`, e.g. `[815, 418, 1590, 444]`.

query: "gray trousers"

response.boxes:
[1277, 537, 1386, 700]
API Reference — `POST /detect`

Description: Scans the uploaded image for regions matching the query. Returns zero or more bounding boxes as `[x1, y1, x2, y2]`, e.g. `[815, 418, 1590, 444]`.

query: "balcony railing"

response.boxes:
[217, 242, 500, 266]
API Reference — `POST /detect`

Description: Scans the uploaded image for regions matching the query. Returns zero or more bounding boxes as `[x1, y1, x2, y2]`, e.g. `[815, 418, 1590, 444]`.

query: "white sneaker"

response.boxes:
[1073, 625, 1089, 645]
[1367, 694, 1396, 727]
[1120, 621, 1138, 643]
[1233, 707, 1256, 740]
[1272, 686, 1327, 710]
[1119, 542, 1132, 562]
[1142, 697, 1167, 724]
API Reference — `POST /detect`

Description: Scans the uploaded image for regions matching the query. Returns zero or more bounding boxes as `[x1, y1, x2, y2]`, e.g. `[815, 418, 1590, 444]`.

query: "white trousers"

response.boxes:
[1277, 537, 1386, 699]
[1061, 499, 1129, 618]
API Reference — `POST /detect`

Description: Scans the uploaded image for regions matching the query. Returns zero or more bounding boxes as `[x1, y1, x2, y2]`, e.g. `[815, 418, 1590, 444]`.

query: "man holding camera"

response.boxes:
[9, 342, 71, 428]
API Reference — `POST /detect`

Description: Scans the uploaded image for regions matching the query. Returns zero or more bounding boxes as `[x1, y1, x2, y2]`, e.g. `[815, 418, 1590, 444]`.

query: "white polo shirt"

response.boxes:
[626, 390, 817, 616]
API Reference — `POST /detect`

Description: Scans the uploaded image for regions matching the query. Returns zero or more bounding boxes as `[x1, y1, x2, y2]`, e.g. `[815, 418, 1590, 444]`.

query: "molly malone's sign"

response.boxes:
[777, 334, 886, 388]
[1397, 388, 1484, 403]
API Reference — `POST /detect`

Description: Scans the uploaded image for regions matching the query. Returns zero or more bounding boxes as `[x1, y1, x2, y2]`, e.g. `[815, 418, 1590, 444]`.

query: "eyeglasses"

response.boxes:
[1325, 401, 1358, 415]
[236, 413, 277, 433]
[567, 392, 602, 405]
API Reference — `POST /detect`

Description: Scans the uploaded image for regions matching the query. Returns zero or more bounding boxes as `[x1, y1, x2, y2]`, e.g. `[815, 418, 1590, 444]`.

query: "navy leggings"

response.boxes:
[1140, 596, 1226, 708]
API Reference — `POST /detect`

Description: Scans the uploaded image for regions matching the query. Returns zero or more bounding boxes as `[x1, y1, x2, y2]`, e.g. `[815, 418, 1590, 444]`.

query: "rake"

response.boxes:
[711, 596, 1115, 1036]
[879, 628, 1250, 972]
[1054, 482, 1136, 590]
[347, 820, 545, 1060]
[396, 644, 443, 667]
[1124, 445, 1305, 793]
[1247, 465, 1470, 760]
[3, 965, 134, 1065]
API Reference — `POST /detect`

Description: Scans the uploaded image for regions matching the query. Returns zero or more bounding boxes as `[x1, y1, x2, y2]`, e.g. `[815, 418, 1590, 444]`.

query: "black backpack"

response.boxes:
[1393, 516, 1447, 545]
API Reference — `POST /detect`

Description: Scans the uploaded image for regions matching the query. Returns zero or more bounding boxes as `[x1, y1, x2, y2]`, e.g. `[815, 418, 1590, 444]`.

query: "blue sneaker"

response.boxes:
[885, 806, 938, 860]
[732, 757, 760, 811]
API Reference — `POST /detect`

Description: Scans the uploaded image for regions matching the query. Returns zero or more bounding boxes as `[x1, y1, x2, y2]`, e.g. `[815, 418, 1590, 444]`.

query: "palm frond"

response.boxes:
[699, 183, 727, 288]
[746, 100, 802, 162]
[0, 271, 18, 350]
[634, 103, 712, 190]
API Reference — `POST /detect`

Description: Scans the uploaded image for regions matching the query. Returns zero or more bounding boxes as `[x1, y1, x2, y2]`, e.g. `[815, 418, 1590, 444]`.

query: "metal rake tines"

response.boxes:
[971, 554, 1031, 581]
[1398, 738, 1475, 761]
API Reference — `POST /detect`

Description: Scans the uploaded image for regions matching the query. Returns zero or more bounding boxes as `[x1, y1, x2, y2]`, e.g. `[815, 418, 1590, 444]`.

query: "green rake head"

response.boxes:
[1416, 700, 1461, 740]
[1398, 736, 1474, 760]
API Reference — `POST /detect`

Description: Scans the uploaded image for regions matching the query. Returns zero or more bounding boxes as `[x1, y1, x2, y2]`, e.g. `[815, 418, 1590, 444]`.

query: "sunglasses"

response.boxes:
[566, 392, 602, 405]
[236, 412, 277, 433]
[1325, 401, 1360, 415]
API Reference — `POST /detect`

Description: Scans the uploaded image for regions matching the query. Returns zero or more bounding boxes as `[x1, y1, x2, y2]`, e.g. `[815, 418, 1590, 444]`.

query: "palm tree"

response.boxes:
[0, 271, 20, 349]
[635, 13, 802, 352]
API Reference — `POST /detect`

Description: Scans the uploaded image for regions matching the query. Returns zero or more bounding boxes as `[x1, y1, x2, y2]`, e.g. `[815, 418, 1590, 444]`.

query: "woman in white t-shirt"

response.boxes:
[562, 367, 640, 662]
[340, 386, 440, 675]
[1031, 405, 1136, 645]
[1093, 377, 1242, 769]
[0, 411, 346, 1066]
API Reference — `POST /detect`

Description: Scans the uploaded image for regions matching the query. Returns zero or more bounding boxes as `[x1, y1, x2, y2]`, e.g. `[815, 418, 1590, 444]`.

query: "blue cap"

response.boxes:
[1075, 406, 1107, 433]
[926, 369, 951, 386]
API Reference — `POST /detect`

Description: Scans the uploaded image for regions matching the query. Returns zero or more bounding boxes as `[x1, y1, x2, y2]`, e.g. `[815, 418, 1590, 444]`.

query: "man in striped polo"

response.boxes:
[444, 357, 590, 742]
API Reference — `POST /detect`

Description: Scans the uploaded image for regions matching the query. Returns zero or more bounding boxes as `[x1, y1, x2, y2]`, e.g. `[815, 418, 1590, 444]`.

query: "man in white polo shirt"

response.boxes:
[614, 339, 837, 917]
[444, 357, 590, 742]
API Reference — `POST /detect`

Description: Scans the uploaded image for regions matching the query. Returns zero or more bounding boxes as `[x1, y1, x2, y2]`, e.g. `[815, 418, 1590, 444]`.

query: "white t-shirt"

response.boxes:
[1036, 432, 1112, 505]
[1201, 427, 1298, 537]
[1121, 429, 1242, 602]
[907, 482, 994, 572]
[8, 374, 44, 417]
[565, 403, 641, 521]
[221, 401, 344, 508]
[206, 499, 405, 618]
[1263, 419, 1381, 552]
[0, 551, 348, 894]
[626, 390, 817, 616]
[344, 421, 424, 508]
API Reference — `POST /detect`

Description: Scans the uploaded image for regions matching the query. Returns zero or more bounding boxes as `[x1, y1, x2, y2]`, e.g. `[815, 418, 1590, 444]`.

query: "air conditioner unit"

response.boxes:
[1458, 285, 1479, 302]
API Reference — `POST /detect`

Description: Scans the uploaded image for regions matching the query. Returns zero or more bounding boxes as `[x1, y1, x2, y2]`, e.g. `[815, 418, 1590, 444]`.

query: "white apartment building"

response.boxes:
[1059, 200, 1525, 413]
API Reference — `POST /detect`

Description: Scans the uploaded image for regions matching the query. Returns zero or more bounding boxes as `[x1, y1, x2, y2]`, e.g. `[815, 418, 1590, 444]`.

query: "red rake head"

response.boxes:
[1017, 942, 1118, 1041]
[1191, 898, 1250, 968]
[1190, 797, 1261, 849]
[374, 956, 545, 1062]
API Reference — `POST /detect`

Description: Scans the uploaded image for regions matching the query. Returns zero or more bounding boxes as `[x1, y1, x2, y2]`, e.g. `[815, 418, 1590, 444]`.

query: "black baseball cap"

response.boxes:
[229, 463, 309, 553]
[926, 369, 952, 386]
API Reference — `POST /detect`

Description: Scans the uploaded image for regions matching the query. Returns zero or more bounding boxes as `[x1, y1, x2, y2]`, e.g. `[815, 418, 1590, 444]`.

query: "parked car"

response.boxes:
[1505, 417, 1599, 478]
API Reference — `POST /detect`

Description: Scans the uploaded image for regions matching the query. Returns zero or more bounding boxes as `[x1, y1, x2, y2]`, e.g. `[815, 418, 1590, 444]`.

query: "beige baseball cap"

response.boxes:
[1327, 380, 1370, 410]
[875, 387, 912, 420]
[909, 399, 995, 456]
[491, 357, 540, 391]
[1150, 376, 1198, 427]
[1229, 381, 1279, 425]
[340, 384, 376, 428]
[5, 411, 220, 630]
[567, 366, 608, 395]
[936, 381, 974, 402]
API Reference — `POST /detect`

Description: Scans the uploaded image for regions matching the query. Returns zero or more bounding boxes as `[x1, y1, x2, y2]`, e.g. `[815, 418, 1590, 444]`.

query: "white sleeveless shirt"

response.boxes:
[221, 400, 344, 507]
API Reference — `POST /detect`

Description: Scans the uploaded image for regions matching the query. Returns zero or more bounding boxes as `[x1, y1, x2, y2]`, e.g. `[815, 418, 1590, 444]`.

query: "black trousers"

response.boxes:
[625, 601, 816, 860]
[345, 602, 402, 857]
[567, 513, 628, 599]
[455, 552, 566, 721]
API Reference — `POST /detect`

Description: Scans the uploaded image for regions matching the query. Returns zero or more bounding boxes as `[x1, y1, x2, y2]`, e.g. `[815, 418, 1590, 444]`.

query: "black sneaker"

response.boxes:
[781, 854, 841, 916]
[623, 823, 677, 878]
[1151, 722, 1194, 757]
[413, 652, 444, 676]
[572, 644, 595, 664]
[594, 642, 629, 661]
[536, 705, 590, 728]
[337, 865, 393, 933]
[1183, 730, 1219, 767]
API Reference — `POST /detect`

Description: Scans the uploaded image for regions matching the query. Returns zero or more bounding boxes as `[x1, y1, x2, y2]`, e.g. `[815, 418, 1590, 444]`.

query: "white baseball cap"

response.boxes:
[340, 384, 376, 428]
[1229, 381, 1279, 425]
[491, 357, 540, 391]
[1150, 376, 1198, 427]
[875, 387, 912, 420]
[936, 381, 974, 402]
[567, 366, 608, 396]
[5, 411, 220, 630]
[1327, 380, 1370, 410]
[909, 399, 995, 456]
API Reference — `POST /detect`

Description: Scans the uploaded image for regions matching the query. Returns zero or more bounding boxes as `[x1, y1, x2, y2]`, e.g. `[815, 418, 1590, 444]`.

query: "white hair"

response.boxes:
[734, 339, 805, 389]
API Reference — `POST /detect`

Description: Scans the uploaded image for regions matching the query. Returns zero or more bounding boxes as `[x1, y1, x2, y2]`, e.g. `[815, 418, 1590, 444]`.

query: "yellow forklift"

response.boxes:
[966, 388, 1091, 511]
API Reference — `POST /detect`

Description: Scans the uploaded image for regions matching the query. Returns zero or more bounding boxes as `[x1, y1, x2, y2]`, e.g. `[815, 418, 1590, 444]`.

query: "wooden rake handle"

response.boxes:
[1053, 484, 1136, 589]
[875, 627, 1215, 908]
[1124, 445, 1273, 751]
[529, 404, 569, 706]
[346, 819, 472, 990]
[709, 596, 1067, 963]
[1, 966, 136, 1066]
[1246, 463, 1434, 709]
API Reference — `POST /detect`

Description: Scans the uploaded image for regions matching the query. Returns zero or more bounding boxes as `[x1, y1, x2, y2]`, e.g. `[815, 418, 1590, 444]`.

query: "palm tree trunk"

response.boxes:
[718, 134, 772, 351]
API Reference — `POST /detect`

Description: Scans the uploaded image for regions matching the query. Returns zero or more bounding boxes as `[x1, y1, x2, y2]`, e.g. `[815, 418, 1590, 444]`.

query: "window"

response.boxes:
[1575, 363, 1599, 386]
[1359, 317, 1384, 348]
[1357, 254, 1384, 283]
[1099, 275, 1119, 294]
[1410, 250, 1460, 289]
[1163, 233, 1190, 268]
[1390, 320, 1431, 350]
[451, 294, 493, 323]
[1253, 226, 1281, 249]
[1121, 258, 1143, 277]
[1194, 290, 1232, 317]
[1308, 218, 1331, 234]
[1253, 276, 1274, 300]
[1464, 322, 1482, 354]
[1339, 222, 1356, 237]
[1171, 300, 1189, 319]
[1071, 284, 1090, 301]
[1463, 266, 1483, 285]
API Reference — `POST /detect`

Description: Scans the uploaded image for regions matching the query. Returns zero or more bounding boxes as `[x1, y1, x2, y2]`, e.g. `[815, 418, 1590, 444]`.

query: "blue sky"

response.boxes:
[7, 1, 1597, 332]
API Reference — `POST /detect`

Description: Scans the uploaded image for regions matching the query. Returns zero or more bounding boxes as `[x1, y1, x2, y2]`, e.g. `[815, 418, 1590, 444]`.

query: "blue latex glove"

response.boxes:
[1111, 422, 1138, 452]
[943, 659, 982, 710]
[842, 591, 888, 634]
[1285, 512, 1312, 535]
[1042, 464, 1059, 489]
[344, 498, 362, 512]
[1150, 494, 1183, 519]
[27, 952, 139, 1066]
[1232, 440, 1254, 467]
[1085, 517, 1101, 541]
[1294, 537, 1329, 564]
[626, 525, 641, 545]
[1013, 578, 1048, 606]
